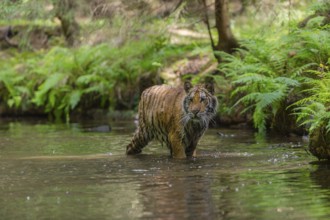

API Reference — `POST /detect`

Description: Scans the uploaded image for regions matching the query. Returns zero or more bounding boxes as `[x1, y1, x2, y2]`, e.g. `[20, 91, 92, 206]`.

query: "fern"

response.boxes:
[0, 53, 33, 110]
[292, 67, 330, 133]
[217, 17, 328, 134]
[0, 32, 197, 120]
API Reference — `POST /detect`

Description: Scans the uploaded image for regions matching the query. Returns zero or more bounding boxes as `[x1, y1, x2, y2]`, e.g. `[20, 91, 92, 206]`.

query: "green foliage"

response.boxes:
[0, 52, 34, 111]
[29, 45, 114, 120]
[310, 0, 330, 13]
[0, 0, 53, 22]
[0, 37, 194, 121]
[287, 25, 330, 133]
[219, 41, 301, 133]
[292, 67, 330, 133]
[218, 11, 330, 134]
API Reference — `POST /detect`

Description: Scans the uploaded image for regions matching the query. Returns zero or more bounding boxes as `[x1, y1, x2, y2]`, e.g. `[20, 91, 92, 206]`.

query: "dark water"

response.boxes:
[1, 119, 330, 220]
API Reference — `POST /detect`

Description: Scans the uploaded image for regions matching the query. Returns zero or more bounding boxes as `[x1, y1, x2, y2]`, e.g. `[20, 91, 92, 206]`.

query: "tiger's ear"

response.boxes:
[184, 81, 193, 93]
[204, 82, 215, 95]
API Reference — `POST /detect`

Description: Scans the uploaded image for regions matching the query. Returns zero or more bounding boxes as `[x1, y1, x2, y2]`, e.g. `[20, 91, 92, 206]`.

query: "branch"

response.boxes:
[171, 0, 185, 14]
[201, 0, 215, 50]
[298, 14, 318, 28]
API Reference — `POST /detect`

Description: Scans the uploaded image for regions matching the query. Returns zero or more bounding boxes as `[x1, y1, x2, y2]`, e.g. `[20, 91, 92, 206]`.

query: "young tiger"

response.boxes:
[126, 81, 218, 158]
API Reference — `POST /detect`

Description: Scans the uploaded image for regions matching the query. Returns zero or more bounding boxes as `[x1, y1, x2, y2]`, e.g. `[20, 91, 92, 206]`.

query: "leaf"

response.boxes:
[274, 77, 300, 87]
[69, 90, 82, 110]
[253, 108, 267, 134]
[7, 99, 15, 108]
[37, 73, 66, 95]
[48, 90, 57, 109]
[233, 73, 268, 85]
[152, 62, 162, 67]
[257, 91, 285, 109]
[76, 74, 96, 85]
[13, 96, 22, 108]
[32, 73, 66, 106]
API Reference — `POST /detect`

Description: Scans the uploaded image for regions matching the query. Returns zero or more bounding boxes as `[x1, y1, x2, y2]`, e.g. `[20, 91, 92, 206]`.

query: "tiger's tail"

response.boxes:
[126, 127, 152, 155]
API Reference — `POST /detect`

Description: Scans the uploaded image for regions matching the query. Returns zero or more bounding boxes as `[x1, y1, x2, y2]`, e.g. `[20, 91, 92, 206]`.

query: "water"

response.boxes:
[0, 119, 330, 220]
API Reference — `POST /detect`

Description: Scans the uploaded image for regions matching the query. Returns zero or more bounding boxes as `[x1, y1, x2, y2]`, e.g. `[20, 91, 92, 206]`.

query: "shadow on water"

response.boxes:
[310, 161, 330, 189]
[1, 119, 330, 219]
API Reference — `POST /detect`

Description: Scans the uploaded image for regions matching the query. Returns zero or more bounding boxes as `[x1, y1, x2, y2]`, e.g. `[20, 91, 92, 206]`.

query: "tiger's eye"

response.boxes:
[200, 96, 206, 102]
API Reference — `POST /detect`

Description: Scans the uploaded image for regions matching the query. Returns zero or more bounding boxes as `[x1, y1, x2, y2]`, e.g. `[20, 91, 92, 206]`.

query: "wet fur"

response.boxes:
[126, 82, 218, 158]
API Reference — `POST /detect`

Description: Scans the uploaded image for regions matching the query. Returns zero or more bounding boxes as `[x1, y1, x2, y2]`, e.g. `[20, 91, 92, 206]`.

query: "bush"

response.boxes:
[0, 37, 196, 121]
[218, 11, 330, 134]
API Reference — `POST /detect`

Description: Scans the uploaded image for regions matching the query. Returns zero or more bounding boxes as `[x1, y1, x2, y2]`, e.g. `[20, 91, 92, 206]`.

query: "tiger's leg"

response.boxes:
[168, 132, 186, 159]
[185, 131, 204, 157]
[126, 127, 153, 155]
[185, 145, 197, 157]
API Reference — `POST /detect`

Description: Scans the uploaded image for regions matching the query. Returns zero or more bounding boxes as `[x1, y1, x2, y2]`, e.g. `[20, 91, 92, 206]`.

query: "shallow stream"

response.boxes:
[0, 119, 330, 219]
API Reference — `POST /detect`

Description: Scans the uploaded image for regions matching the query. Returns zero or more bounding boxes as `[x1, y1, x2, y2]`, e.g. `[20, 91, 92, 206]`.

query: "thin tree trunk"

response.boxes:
[202, 0, 239, 63]
[214, 0, 239, 58]
[53, 0, 80, 47]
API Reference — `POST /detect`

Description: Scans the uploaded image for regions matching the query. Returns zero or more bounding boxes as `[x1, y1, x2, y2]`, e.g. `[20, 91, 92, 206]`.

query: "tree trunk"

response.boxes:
[214, 0, 239, 60]
[202, 0, 239, 63]
[53, 0, 80, 47]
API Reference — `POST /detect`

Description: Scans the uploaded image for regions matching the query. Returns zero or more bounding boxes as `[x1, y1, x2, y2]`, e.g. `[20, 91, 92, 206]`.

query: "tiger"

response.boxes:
[126, 81, 218, 158]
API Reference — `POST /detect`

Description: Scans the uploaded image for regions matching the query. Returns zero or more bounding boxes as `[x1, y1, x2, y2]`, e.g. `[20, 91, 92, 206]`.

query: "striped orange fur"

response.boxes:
[126, 81, 218, 158]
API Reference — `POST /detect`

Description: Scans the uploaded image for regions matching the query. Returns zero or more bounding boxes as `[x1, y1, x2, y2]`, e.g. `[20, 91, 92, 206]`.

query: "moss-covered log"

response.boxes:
[309, 125, 330, 160]
[272, 101, 305, 136]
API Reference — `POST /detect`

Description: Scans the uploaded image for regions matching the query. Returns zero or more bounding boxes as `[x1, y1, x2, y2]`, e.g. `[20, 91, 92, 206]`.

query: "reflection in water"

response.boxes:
[139, 175, 215, 219]
[310, 162, 330, 189]
[308, 163, 330, 219]
[129, 156, 217, 219]
[0, 120, 330, 219]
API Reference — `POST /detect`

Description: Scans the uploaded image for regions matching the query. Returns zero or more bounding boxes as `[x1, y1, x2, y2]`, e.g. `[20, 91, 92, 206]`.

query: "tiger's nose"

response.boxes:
[191, 109, 200, 116]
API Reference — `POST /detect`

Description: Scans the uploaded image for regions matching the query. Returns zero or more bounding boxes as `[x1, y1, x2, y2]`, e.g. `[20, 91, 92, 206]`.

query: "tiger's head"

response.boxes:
[182, 81, 218, 127]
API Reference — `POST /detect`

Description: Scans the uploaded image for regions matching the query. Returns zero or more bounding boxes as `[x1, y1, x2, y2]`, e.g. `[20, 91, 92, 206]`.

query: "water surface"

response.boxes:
[0, 119, 330, 220]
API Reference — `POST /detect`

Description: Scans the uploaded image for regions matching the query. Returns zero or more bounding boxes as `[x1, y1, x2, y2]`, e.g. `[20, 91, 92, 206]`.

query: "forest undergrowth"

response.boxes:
[0, 0, 329, 145]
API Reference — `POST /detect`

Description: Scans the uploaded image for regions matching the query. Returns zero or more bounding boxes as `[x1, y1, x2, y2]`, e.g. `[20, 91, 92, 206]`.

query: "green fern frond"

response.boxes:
[233, 73, 268, 85]
[253, 107, 267, 134]
[235, 92, 260, 106]
[290, 63, 317, 77]
[326, 120, 330, 133]
[257, 90, 286, 110]
[274, 77, 300, 87]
